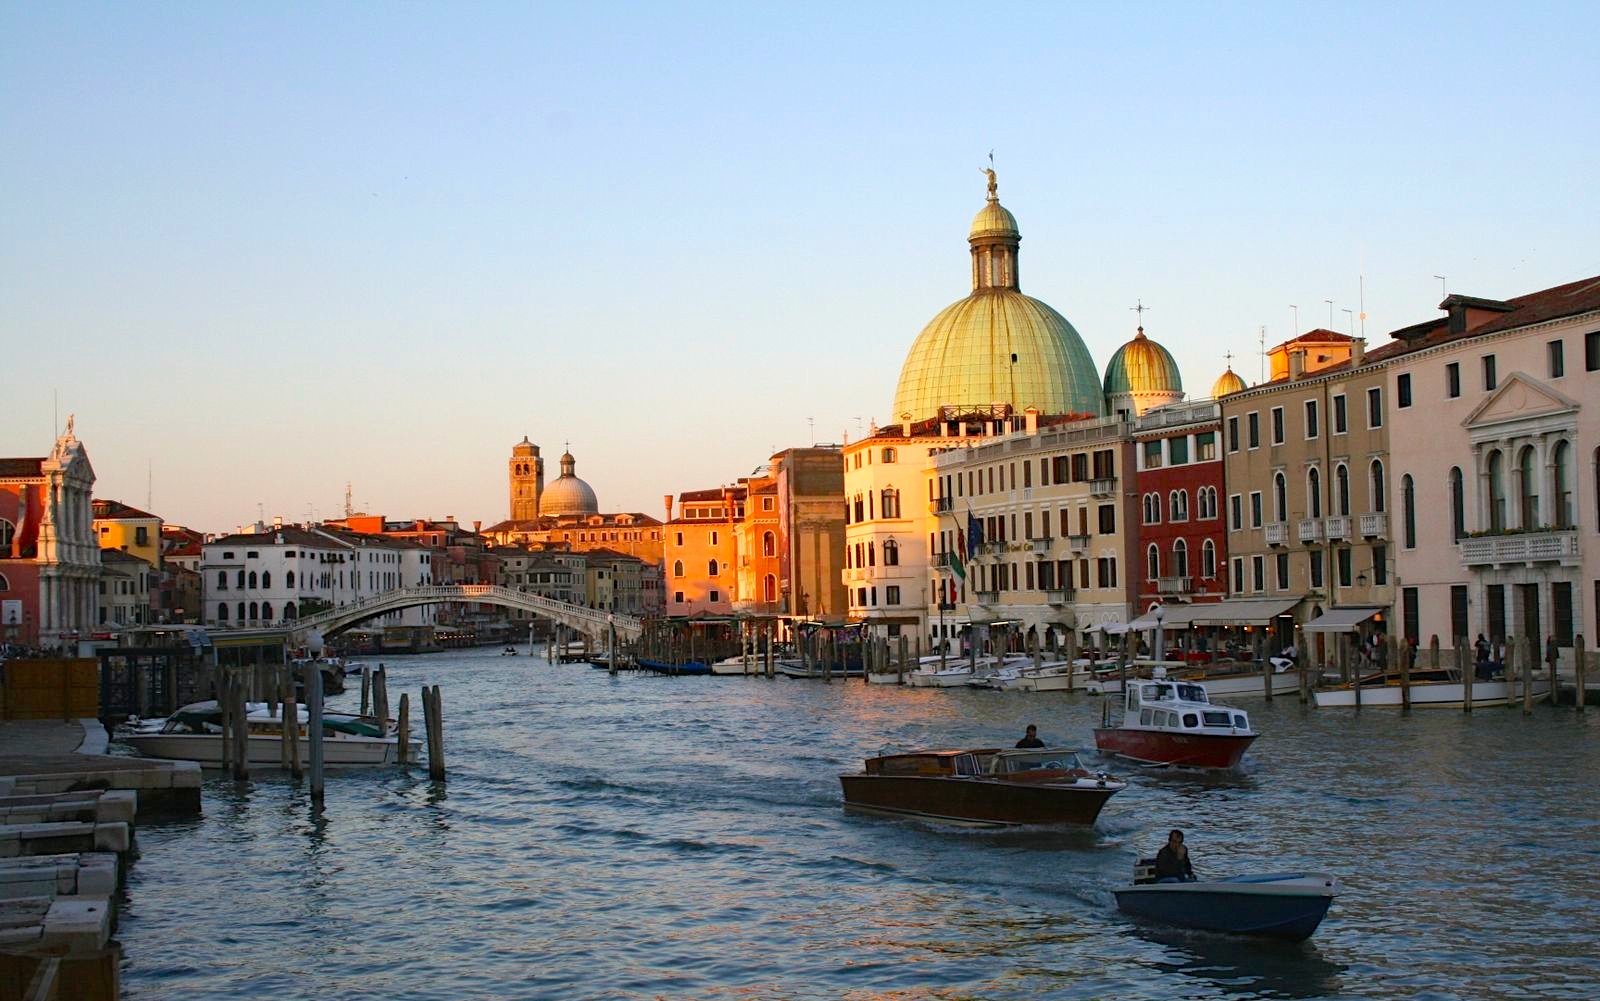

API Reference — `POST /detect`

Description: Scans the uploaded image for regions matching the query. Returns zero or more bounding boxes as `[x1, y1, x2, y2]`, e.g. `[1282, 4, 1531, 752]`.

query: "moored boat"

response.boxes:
[1114, 862, 1340, 941]
[840, 747, 1125, 827]
[1093, 673, 1256, 769]
[635, 657, 713, 676]
[120, 701, 418, 767]
[1314, 667, 1551, 708]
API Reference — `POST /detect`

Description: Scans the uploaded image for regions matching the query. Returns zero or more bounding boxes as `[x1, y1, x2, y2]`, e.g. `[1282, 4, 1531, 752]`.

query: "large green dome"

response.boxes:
[1103, 328, 1183, 396]
[890, 177, 1102, 421]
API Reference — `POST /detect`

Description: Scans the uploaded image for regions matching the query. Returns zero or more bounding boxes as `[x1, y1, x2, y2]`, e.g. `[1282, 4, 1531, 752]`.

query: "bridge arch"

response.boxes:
[288, 584, 643, 644]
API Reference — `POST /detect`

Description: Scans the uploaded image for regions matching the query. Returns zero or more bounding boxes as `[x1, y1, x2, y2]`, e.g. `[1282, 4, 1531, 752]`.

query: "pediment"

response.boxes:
[1463, 373, 1579, 430]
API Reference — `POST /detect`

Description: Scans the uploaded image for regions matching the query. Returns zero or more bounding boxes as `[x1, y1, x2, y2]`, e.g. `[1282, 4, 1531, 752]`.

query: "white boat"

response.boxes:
[908, 656, 999, 688]
[1314, 668, 1551, 708]
[121, 701, 419, 767]
[1011, 659, 1093, 692]
[709, 655, 760, 676]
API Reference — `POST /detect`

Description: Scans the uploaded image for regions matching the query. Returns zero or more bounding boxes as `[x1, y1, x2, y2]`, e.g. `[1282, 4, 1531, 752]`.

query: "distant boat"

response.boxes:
[1314, 667, 1551, 708]
[121, 701, 417, 767]
[635, 657, 713, 676]
[1093, 673, 1257, 769]
[840, 747, 1125, 827]
[1115, 862, 1340, 941]
[776, 659, 864, 679]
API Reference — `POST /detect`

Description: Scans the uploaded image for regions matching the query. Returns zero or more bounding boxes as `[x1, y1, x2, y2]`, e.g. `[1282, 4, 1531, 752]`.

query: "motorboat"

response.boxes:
[776, 659, 864, 679]
[1015, 659, 1094, 692]
[907, 656, 998, 688]
[983, 657, 1070, 691]
[1115, 861, 1340, 941]
[120, 700, 419, 767]
[1093, 672, 1257, 769]
[709, 654, 760, 676]
[964, 654, 1036, 689]
[840, 747, 1125, 827]
[1314, 667, 1551, 708]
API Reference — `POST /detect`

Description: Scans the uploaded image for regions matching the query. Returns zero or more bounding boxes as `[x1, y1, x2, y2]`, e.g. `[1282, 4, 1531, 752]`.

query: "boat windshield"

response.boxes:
[995, 750, 1083, 773]
[1176, 684, 1209, 703]
[1145, 683, 1174, 701]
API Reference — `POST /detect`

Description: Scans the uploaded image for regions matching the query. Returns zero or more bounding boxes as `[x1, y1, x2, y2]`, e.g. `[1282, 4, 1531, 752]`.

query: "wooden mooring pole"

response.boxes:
[1575, 634, 1588, 712]
[1521, 636, 1535, 715]
[1459, 636, 1473, 713]
[424, 685, 446, 781]
[1399, 635, 1413, 711]
[306, 661, 325, 801]
[396, 693, 411, 766]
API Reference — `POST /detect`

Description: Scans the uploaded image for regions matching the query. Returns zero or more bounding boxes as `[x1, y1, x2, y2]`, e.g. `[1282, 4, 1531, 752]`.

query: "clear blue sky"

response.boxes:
[4, 3, 1596, 532]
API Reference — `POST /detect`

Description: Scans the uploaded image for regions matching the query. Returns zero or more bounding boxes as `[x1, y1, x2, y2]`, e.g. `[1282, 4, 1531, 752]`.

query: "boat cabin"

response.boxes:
[863, 748, 1096, 781]
[1117, 680, 1254, 736]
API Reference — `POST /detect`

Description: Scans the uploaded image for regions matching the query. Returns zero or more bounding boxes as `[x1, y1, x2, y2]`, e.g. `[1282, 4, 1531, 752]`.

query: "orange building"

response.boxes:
[663, 487, 744, 616]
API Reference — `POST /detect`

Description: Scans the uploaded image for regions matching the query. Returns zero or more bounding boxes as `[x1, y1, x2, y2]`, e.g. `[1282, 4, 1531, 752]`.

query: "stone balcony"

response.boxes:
[1089, 476, 1118, 497]
[1156, 576, 1193, 595]
[1264, 522, 1289, 547]
[1324, 516, 1351, 541]
[1045, 587, 1075, 605]
[975, 589, 1000, 605]
[1028, 536, 1053, 554]
[1460, 529, 1580, 567]
[1297, 518, 1324, 543]
[1359, 512, 1387, 538]
[932, 497, 953, 514]
[1066, 533, 1091, 551]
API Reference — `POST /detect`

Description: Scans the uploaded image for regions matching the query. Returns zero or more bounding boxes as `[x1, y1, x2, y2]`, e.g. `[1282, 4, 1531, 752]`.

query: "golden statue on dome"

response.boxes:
[981, 165, 997, 200]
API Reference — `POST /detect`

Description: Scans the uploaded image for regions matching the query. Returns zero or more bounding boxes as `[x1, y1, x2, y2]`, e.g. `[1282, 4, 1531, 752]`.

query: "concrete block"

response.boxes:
[89, 824, 127, 854]
[41, 896, 111, 954]
[74, 856, 117, 897]
[94, 791, 136, 825]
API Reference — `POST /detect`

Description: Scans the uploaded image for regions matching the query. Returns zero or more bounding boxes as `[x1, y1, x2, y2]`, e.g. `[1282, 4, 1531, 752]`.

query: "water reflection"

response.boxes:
[1133, 923, 1348, 999]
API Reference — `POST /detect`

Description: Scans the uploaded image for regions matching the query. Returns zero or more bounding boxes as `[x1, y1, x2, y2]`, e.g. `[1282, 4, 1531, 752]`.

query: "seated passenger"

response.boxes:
[1154, 829, 1197, 883]
[1015, 724, 1045, 748]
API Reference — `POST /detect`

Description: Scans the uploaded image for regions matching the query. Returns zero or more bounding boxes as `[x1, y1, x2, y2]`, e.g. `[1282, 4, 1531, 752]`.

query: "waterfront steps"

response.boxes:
[0, 855, 116, 902]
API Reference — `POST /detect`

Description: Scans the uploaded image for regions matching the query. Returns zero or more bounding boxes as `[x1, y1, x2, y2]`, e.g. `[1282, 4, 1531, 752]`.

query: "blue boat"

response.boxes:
[1114, 866, 1340, 941]
[634, 657, 713, 676]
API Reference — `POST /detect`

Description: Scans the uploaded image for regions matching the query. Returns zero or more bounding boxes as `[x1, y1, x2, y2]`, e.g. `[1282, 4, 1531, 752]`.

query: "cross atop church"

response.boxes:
[1130, 299, 1150, 330]
[1224, 349, 1235, 368]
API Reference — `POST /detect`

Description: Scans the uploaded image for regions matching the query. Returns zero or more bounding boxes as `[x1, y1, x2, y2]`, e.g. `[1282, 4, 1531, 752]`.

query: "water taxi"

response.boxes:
[840, 747, 1125, 827]
[1093, 673, 1256, 769]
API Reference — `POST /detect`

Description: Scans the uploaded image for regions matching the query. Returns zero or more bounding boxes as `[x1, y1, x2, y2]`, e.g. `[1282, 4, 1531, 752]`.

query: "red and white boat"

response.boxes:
[1093, 671, 1257, 769]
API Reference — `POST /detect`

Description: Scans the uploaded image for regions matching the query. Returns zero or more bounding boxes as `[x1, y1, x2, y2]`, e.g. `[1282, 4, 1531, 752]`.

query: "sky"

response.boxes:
[4, 3, 1597, 533]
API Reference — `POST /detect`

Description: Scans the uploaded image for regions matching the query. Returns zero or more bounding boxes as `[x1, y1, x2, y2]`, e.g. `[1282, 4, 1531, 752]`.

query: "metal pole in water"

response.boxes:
[307, 661, 325, 801]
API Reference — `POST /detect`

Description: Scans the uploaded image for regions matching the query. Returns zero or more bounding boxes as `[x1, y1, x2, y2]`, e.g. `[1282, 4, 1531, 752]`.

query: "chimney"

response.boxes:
[901, 412, 912, 437]
[1024, 406, 1039, 435]
[663, 495, 674, 521]
[273, 515, 283, 529]
[473, 520, 481, 534]
[1350, 338, 1366, 368]
[1288, 349, 1306, 380]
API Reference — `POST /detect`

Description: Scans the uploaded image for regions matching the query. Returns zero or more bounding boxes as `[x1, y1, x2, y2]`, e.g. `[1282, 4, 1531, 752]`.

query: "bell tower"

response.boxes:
[509, 436, 544, 520]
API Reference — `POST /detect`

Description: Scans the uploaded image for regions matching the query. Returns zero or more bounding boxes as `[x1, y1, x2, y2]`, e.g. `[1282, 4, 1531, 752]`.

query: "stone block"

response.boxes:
[89, 824, 127, 854]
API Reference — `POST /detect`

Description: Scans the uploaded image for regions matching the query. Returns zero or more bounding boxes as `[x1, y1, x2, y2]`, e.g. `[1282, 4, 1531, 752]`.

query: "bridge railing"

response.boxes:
[288, 584, 643, 640]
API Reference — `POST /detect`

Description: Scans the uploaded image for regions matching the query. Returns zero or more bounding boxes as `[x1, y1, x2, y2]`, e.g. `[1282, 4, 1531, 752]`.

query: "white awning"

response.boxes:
[1128, 605, 1207, 631]
[1302, 606, 1386, 634]
[1187, 597, 1302, 627]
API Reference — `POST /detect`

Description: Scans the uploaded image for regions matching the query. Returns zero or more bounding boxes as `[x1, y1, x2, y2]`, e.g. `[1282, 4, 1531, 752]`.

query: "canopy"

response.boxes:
[1302, 606, 1386, 634]
[1187, 597, 1301, 627]
[1127, 605, 1207, 631]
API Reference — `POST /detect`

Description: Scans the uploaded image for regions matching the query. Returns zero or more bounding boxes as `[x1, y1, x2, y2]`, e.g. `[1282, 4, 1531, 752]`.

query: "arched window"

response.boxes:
[883, 539, 899, 566]
[261, 602, 273, 621]
[1204, 486, 1219, 520]
[1147, 544, 1160, 580]
[1171, 490, 1188, 521]
[286, 571, 295, 587]
[672, 560, 684, 578]
[1308, 467, 1322, 519]
[284, 602, 297, 619]
[852, 494, 865, 522]
[248, 601, 259, 620]
[217, 570, 228, 591]
[0, 519, 13, 558]
[1552, 441, 1572, 528]
[1370, 460, 1386, 513]
[1488, 449, 1506, 530]
[218, 603, 229, 621]
[1518, 445, 1539, 529]
[1335, 464, 1351, 517]
[1202, 539, 1217, 578]
[248, 571, 257, 589]
[881, 488, 900, 519]
[708, 559, 719, 577]
[1274, 473, 1287, 523]
[1449, 467, 1465, 541]
[0, 572, 8, 591]
[1402, 474, 1416, 548]
[262, 571, 271, 589]
[1172, 538, 1189, 577]
[236, 570, 245, 589]
[763, 574, 777, 602]
[881, 447, 897, 463]
[762, 531, 776, 558]
[1144, 493, 1161, 524]
[236, 602, 245, 621]
[867, 542, 875, 566]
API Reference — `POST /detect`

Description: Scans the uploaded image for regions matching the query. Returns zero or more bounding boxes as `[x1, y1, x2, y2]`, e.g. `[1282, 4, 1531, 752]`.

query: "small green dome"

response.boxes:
[1212, 367, 1246, 398]
[969, 200, 1019, 240]
[1103, 328, 1183, 396]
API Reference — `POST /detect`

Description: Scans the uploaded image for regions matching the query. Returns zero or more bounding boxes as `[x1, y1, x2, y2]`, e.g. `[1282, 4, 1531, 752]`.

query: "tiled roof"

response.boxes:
[679, 488, 745, 502]
[92, 499, 160, 521]
[206, 527, 338, 548]
[1283, 328, 1355, 344]
[0, 458, 45, 478]
[1368, 272, 1600, 362]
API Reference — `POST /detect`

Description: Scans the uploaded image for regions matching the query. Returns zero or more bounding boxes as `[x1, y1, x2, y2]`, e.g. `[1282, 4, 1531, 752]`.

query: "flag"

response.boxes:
[966, 506, 984, 561]
[949, 549, 966, 581]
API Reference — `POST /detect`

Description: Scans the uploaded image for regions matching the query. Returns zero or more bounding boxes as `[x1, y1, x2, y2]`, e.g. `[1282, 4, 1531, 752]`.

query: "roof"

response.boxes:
[99, 547, 151, 567]
[1368, 273, 1600, 363]
[0, 458, 45, 478]
[1282, 328, 1355, 344]
[92, 499, 160, 521]
[206, 527, 338, 548]
[679, 487, 746, 502]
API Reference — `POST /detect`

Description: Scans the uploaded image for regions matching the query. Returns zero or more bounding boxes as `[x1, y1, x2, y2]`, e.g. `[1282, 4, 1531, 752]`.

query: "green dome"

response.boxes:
[1103, 329, 1183, 396]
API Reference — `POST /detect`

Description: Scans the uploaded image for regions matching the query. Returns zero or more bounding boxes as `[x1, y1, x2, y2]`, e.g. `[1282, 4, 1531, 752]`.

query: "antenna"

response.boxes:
[1358, 273, 1367, 338]
[1258, 325, 1267, 383]
[1433, 274, 1447, 299]
[807, 417, 815, 445]
[1342, 308, 1355, 337]
[1289, 304, 1299, 334]
[147, 460, 152, 511]
[257, 502, 265, 524]
[344, 481, 354, 517]
[1324, 299, 1334, 329]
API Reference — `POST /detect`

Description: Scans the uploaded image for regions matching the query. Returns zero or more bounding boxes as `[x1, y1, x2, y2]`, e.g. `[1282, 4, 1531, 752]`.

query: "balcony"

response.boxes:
[932, 497, 953, 514]
[936, 552, 959, 570]
[1066, 533, 1091, 551]
[937, 601, 957, 612]
[1324, 516, 1351, 541]
[1156, 576, 1193, 595]
[1460, 529, 1580, 567]
[979, 540, 1007, 556]
[1264, 522, 1289, 547]
[1297, 518, 1324, 543]
[1089, 476, 1118, 497]
[975, 589, 1000, 605]
[1359, 512, 1388, 538]
[845, 567, 875, 582]
[1028, 536, 1052, 554]
[1045, 588, 1074, 605]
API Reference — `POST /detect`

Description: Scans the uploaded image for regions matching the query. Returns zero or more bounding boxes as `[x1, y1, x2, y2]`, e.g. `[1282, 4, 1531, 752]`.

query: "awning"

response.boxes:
[1187, 597, 1302, 627]
[1127, 605, 1207, 631]
[1302, 606, 1386, 634]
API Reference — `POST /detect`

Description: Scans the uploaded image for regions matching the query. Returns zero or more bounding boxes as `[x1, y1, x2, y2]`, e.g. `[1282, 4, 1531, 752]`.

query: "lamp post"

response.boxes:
[1153, 602, 1166, 666]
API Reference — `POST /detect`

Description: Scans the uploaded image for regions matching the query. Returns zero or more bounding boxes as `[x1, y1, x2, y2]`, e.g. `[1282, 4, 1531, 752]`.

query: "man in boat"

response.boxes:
[1154, 829, 1196, 883]
[1015, 725, 1045, 748]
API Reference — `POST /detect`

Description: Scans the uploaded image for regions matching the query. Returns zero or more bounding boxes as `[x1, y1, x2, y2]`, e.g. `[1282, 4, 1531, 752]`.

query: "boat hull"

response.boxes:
[121, 732, 416, 767]
[635, 658, 713, 676]
[839, 774, 1119, 826]
[1115, 874, 1339, 941]
[1093, 727, 1255, 769]
[1314, 678, 1550, 708]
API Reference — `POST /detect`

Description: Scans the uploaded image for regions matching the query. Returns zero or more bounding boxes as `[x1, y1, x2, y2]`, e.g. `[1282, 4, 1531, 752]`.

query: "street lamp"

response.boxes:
[1153, 603, 1166, 664]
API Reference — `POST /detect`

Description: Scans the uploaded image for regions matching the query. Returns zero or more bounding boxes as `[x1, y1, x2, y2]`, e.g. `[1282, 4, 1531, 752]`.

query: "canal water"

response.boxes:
[118, 647, 1600, 1000]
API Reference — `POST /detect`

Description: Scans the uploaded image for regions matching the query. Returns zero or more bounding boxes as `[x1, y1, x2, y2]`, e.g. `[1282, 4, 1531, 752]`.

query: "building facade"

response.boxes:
[1132, 399, 1228, 613]
[0, 423, 98, 649]
[663, 488, 743, 616]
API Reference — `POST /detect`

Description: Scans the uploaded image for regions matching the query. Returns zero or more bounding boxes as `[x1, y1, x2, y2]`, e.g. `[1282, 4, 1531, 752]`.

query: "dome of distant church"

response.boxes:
[1212, 366, 1246, 398]
[891, 173, 1102, 422]
[1103, 328, 1183, 396]
[541, 450, 599, 516]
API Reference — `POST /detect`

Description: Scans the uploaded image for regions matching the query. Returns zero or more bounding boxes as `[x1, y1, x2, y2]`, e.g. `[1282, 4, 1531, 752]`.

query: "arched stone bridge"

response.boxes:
[288, 584, 643, 644]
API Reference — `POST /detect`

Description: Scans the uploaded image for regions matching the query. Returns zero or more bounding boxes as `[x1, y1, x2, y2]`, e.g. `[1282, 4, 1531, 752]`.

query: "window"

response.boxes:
[1309, 551, 1324, 588]
[1172, 539, 1189, 577]
[1252, 556, 1265, 592]
[1304, 400, 1319, 439]
[1552, 441, 1573, 528]
[1231, 558, 1244, 594]
[1367, 387, 1383, 429]
[1483, 355, 1497, 391]
[1446, 362, 1461, 398]
[1333, 394, 1347, 433]
[1230, 494, 1243, 531]
[247, 571, 257, 589]
[1518, 446, 1539, 530]
[1147, 544, 1160, 580]
[709, 590, 721, 603]
[1335, 464, 1350, 517]
[1096, 557, 1118, 588]
[763, 531, 776, 557]
[674, 591, 684, 604]
[261, 602, 273, 621]
[1171, 490, 1188, 521]
[1373, 544, 1388, 586]
[710, 531, 719, 546]
[881, 489, 900, 519]
[236, 570, 245, 588]
[1396, 373, 1413, 408]
[1202, 540, 1216, 578]
[1487, 450, 1506, 531]
[886, 585, 901, 605]
[217, 571, 228, 591]
[1250, 491, 1263, 528]
[1271, 407, 1285, 445]
[1143, 493, 1161, 524]
[1337, 548, 1352, 588]
[218, 603, 229, 621]
[1450, 585, 1469, 641]
[675, 532, 684, 546]
[1169, 437, 1189, 465]
[1097, 505, 1116, 534]
[1549, 340, 1565, 378]
[1227, 416, 1240, 452]
[672, 560, 684, 578]
[1247, 412, 1260, 449]
[1402, 474, 1416, 548]
[882, 447, 897, 463]
[1308, 467, 1322, 519]
[1449, 467, 1466, 541]
[1276, 552, 1289, 590]
[1587, 331, 1600, 372]
[762, 496, 775, 511]
[884, 539, 899, 566]
[1143, 440, 1163, 469]
[1274, 472, 1287, 523]
[1370, 460, 1386, 514]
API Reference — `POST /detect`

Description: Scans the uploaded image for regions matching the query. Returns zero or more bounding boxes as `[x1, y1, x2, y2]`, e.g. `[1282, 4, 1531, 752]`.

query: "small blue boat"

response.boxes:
[634, 657, 713, 676]
[1114, 865, 1340, 941]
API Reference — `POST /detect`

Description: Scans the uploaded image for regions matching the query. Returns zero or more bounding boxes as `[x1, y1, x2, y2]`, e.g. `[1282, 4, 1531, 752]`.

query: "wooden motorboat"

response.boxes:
[1093, 673, 1256, 769]
[120, 701, 418, 767]
[1115, 861, 1340, 941]
[1314, 667, 1551, 708]
[840, 747, 1125, 827]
